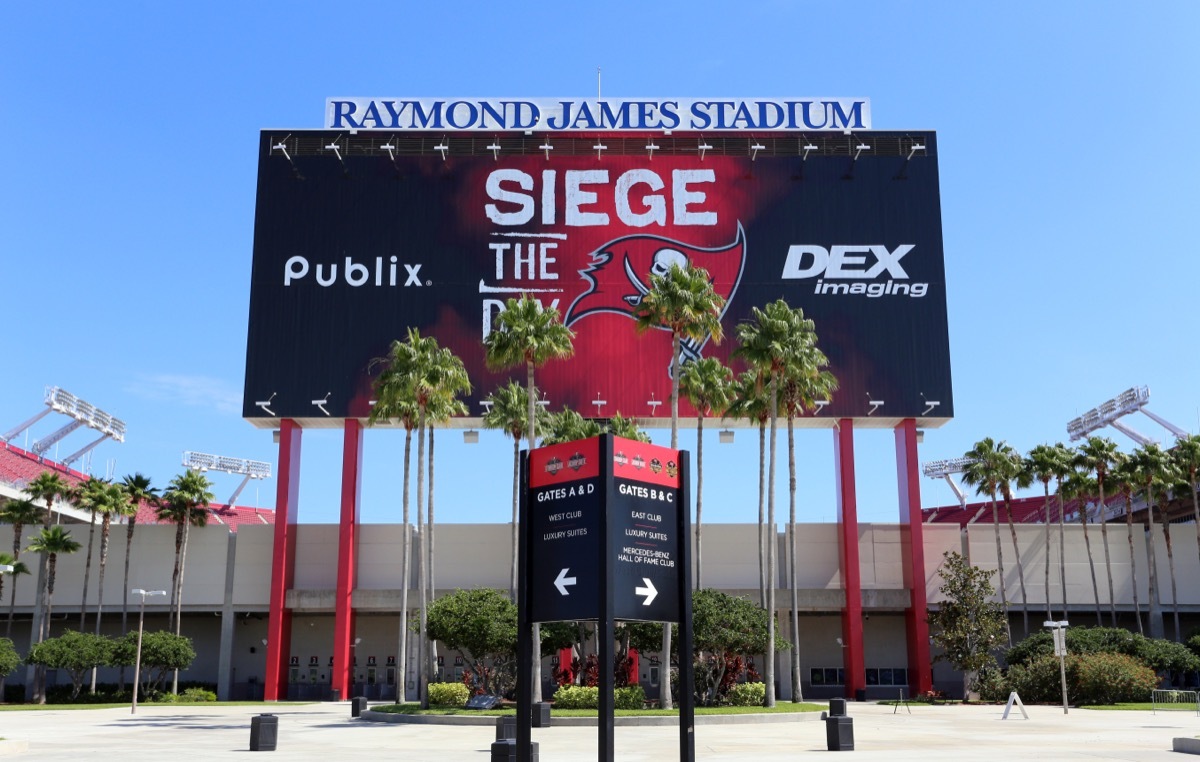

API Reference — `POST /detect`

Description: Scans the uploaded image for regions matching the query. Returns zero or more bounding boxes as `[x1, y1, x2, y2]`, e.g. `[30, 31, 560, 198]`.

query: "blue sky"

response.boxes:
[3, 1, 1198, 526]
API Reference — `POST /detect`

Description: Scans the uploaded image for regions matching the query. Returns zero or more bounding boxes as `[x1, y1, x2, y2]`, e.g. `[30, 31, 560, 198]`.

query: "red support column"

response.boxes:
[834, 419, 865, 699]
[331, 420, 363, 700]
[895, 418, 933, 695]
[264, 419, 302, 701]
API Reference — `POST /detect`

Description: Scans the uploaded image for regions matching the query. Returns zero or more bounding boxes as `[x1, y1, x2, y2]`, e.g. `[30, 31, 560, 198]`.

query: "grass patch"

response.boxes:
[371, 702, 825, 717]
[0, 701, 313, 711]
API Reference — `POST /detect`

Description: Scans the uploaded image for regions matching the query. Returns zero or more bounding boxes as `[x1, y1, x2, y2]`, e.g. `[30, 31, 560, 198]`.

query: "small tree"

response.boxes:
[25, 630, 113, 700]
[927, 551, 1008, 699]
[110, 630, 196, 697]
[688, 589, 787, 705]
[426, 589, 517, 697]
[0, 637, 20, 686]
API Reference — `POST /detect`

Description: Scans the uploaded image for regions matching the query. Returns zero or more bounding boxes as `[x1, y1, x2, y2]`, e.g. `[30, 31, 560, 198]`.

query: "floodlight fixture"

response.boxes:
[256, 392, 277, 417]
[1065, 385, 1184, 444]
[750, 141, 766, 161]
[646, 393, 662, 416]
[479, 400, 494, 415]
[921, 394, 941, 416]
[907, 143, 926, 161]
[271, 136, 293, 163]
[28, 387, 127, 462]
[921, 456, 973, 478]
[433, 137, 449, 161]
[593, 142, 607, 159]
[592, 393, 607, 417]
[463, 430, 479, 444]
[312, 392, 332, 417]
[487, 142, 502, 160]
[645, 142, 659, 159]
[540, 141, 554, 160]
[802, 142, 819, 161]
[325, 136, 345, 165]
[718, 430, 735, 444]
[812, 399, 831, 416]
[853, 143, 871, 161]
[865, 393, 884, 416]
[183, 450, 272, 506]
[697, 141, 712, 161]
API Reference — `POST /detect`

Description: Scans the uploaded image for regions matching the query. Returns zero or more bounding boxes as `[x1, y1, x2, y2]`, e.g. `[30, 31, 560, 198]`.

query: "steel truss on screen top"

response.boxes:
[267, 132, 932, 161]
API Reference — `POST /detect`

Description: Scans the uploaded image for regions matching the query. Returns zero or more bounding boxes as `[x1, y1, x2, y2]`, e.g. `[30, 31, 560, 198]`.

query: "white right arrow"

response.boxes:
[635, 578, 657, 606]
[554, 568, 577, 596]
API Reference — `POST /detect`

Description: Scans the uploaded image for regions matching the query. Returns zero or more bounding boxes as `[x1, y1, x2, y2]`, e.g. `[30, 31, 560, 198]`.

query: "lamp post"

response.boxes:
[1044, 620, 1070, 714]
[131, 589, 167, 714]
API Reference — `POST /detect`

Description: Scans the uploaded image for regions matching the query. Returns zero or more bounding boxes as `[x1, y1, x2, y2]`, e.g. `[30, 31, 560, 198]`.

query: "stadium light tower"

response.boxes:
[1, 387, 126, 467]
[1066, 386, 1188, 445]
[182, 451, 272, 506]
[922, 456, 974, 508]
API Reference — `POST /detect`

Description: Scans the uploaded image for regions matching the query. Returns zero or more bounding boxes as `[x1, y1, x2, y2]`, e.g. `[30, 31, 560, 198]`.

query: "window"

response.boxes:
[866, 668, 908, 687]
[810, 668, 845, 686]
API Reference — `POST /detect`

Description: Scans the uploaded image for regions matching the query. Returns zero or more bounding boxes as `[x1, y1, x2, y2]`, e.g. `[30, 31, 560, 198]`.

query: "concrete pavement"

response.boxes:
[1, 700, 1197, 760]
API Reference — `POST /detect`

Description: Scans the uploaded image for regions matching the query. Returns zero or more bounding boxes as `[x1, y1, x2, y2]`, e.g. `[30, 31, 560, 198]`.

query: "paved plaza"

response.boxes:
[1, 700, 1197, 760]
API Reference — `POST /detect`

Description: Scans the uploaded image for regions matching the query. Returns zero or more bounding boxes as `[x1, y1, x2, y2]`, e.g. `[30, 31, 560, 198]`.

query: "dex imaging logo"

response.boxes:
[781, 244, 928, 298]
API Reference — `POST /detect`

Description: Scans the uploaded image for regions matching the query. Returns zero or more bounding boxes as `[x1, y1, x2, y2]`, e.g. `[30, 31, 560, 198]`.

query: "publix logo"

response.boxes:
[781, 244, 928, 298]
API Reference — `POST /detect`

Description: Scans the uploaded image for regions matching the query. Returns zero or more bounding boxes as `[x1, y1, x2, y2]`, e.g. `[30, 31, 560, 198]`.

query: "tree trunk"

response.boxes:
[80, 508, 97, 630]
[5, 525, 22, 638]
[168, 521, 184, 633]
[764, 374, 777, 707]
[398, 428, 412, 702]
[989, 490, 1011, 647]
[1003, 494, 1029, 638]
[1144, 487, 1161, 637]
[1125, 490, 1144, 635]
[1097, 476, 1117, 628]
[416, 406, 429, 708]
[527, 360, 543, 705]
[119, 515, 137, 691]
[787, 412, 801, 702]
[1159, 500, 1181, 640]
[758, 422, 766, 608]
[1078, 498, 1103, 626]
[661, 331, 682, 711]
[1057, 489, 1067, 622]
[427, 426, 438, 678]
[91, 514, 112, 693]
[173, 512, 192, 695]
[695, 415, 704, 590]
[1042, 483, 1052, 622]
[510, 436, 520, 601]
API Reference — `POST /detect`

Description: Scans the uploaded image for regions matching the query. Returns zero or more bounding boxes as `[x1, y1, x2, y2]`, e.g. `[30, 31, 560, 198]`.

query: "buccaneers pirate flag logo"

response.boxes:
[563, 224, 746, 374]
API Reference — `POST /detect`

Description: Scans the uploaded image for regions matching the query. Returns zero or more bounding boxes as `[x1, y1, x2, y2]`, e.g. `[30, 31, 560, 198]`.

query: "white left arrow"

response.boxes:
[635, 578, 658, 606]
[554, 568, 577, 596]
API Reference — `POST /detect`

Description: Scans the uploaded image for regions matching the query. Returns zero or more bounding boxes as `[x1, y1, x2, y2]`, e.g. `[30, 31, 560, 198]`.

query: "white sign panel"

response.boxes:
[324, 97, 871, 132]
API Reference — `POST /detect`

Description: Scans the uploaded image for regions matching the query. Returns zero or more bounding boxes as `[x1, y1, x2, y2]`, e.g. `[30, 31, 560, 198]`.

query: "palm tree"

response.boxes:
[1108, 454, 1144, 634]
[484, 295, 574, 705]
[540, 408, 604, 446]
[734, 299, 822, 708]
[960, 438, 1013, 646]
[1024, 444, 1068, 622]
[1172, 435, 1200, 590]
[423, 387, 469, 675]
[117, 473, 157, 691]
[606, 412, 650, 442]
[159, 470, 213, 695]
[1075, 437, 1121, 627]
[1046, 443, 1076, 621]
[368, 359, 420, 702]
[26, 525, 82, 641]
[780, 360, 836, 703]
[0, 497, 40, 637]
[23, 470, 72, 703]
[726, 370, 770, 606]
[1123, 444, 1171, 643]
[87, 479, 125, 692]
[1061, 469, 1104, 625]
[74, 477, 110, 630]
[0, 552, 29, 699]
[482, 382, 545, 602]
[680, 357, 735, 590]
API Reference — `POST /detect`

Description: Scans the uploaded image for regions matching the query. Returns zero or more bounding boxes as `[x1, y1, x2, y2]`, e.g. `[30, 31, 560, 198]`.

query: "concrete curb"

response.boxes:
[360, 709, 824, 727]
[0, 739, 30, 754]
[1174, 737, 1200, 755]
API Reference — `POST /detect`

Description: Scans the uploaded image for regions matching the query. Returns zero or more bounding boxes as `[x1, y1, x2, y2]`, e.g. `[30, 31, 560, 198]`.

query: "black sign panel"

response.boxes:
[527, 439, 603, 623]
[610, 478, 681, 622]
[245, 131, 951, 425]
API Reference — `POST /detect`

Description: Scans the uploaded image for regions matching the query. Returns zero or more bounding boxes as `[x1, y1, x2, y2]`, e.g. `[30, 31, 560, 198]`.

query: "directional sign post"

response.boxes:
[517, 434, 693, 762]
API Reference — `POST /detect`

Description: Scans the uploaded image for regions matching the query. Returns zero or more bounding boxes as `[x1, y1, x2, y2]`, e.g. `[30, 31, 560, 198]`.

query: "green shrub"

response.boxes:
[975, 669, 1010, 702]
[180, 687, 217, 702]
[427, 682, 470, 707]
[552, 685, 598, 709]
[614, 685, 646, 710]
[1003, 655, 1067, 703]
[1074, 652, 1159, 704]
[728, 682, 765, 707]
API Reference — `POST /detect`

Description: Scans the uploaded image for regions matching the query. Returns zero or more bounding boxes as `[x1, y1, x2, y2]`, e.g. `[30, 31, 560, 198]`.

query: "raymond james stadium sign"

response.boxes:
[324, 97, 871, 132]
